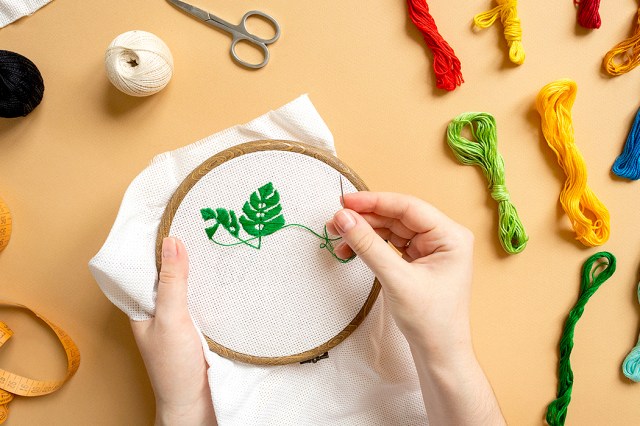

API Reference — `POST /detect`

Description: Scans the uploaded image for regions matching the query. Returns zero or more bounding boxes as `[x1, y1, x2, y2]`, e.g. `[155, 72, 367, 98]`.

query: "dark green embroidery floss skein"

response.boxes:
[446, 112, 528, 254]
[546, 251, 617, 426]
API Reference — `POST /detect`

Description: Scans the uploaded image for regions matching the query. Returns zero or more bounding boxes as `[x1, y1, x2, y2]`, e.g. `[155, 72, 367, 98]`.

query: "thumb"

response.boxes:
[156, 237, 190, 319]
[332, 209, 405, 282]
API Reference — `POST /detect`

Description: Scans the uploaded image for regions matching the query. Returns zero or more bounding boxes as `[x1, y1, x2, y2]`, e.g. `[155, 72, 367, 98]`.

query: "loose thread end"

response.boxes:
[509, 42, 525, 65]
[497, 201, 529, 254]
[580, 252, 616, 295]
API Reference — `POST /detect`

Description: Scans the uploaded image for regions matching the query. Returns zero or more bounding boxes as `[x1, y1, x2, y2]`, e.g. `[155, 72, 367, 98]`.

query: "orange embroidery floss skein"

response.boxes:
[603, 7, 640, 76]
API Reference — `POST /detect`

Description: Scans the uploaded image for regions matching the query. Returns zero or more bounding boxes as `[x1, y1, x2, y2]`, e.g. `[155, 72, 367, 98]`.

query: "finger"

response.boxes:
[332, 209, 406, 282]
[156, 237, 190, 319]
[333, 220, 409, 248]
[401, 252, 416, 263]
[333, 241, 354, 260]
[333, 225, 407, 257]
[326, 220, 339, 236]
[404, 225, 474, 260]
[343, 192, 454, 234]
[129, 318, 151, 338]
[404, 233, 441, 260]
[359, 213, 416, 240]
[373, 228, 410, 250]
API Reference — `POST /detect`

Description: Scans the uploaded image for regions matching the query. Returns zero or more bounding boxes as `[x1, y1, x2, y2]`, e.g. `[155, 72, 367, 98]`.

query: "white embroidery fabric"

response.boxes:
[172, 151, 375, 358]
[0, 0, 52, 28]
[88, 95, 427, 425]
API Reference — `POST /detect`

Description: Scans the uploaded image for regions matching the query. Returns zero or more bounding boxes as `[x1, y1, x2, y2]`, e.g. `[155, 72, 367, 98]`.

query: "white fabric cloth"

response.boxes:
[89, 95, 428, 425]
[0, 0, 52, 28]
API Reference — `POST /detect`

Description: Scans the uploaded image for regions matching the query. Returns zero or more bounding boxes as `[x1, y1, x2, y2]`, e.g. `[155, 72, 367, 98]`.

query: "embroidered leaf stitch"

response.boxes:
[239, 183, 285, 237]
[200, 182, 353, 263]
[201, 208, 240, 239]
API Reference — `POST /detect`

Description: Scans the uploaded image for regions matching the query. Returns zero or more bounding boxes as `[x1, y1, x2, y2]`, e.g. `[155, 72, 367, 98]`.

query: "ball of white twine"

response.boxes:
[105, 30, 174, 97]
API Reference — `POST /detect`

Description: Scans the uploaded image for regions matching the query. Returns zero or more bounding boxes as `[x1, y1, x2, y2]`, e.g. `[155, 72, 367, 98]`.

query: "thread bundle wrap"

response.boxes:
[535, 79, 610, 247]
[623, 280, 640, 382]
[473, 0, 525, 65]
[407, 0, 463, 91]
[603, 8, 640, 76]
[104, 30, 174, 97]
[446, 112, 528, 254]
[574, 0, 601, 29]
[612, 107, 640, 180]
[546, 252, 616, 426]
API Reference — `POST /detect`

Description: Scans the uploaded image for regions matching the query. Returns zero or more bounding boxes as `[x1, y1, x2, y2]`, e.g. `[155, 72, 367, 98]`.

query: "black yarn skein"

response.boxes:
[0, 50, 44, 118]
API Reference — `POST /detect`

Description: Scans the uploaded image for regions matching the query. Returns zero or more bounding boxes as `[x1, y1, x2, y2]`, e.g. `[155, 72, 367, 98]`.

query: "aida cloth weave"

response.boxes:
[0, 0, 53, 28]
[88, 95, 427, 425]
[171, 151, 374, 358]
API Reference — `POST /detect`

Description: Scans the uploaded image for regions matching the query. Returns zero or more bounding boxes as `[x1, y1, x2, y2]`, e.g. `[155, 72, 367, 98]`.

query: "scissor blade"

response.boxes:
[167, 0, 211, 22]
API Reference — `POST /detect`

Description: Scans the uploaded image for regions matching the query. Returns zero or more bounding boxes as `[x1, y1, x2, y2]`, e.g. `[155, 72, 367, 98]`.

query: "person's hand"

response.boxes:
[327, 191, 474, 359]
[327, 192, 505, 425]
[130, 237, 217, 426]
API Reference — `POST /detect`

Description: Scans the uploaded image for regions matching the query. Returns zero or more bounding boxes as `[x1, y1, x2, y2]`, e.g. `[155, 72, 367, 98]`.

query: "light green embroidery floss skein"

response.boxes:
[447, 112, 528, 254]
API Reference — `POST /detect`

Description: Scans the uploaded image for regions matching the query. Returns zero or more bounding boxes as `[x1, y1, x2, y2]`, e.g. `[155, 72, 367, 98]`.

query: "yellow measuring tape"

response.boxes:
[0, 301, 80, 423]
[0, 198, 12, 252]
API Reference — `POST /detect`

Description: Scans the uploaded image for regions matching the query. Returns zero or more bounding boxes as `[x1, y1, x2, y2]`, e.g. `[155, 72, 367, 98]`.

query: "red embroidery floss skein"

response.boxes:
[407, 0, 463, 91]
[575, 0, 601, 29]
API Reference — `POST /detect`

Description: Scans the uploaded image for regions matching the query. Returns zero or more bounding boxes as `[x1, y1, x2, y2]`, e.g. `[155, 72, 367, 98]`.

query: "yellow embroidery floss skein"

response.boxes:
[603, 8, 640, 76]
[474, 0, 525, 65]
[535, 79, 610, 247]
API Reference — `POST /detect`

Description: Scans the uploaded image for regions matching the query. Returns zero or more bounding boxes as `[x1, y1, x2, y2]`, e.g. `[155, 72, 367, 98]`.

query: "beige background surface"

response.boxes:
[1, 0, 640, 424]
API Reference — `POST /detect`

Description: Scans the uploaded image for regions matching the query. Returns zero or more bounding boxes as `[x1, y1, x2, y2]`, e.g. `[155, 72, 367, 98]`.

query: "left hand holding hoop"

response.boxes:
[130, 237, 217, 425]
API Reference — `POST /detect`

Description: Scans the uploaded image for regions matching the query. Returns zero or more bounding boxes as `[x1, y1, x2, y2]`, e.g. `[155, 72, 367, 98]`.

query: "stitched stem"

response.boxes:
[201, 182, 354, 263]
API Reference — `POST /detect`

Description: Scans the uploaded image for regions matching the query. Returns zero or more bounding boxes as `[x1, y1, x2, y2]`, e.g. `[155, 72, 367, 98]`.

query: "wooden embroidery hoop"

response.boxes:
[156, 140, 381, 365]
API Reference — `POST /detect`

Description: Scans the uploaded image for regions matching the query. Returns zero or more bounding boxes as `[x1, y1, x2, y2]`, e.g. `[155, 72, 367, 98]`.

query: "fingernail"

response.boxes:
[334, 210, 356, 233]
[162, 237, 177, 258]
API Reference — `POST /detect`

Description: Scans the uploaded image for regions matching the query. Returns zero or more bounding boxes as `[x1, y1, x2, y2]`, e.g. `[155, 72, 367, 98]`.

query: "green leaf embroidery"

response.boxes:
[239, 183, 285, 237]
[201, 208, 216, 221]
[200, 207, 240, 238]
[200, 182, 353, 263]
[216, 208, 240, 237]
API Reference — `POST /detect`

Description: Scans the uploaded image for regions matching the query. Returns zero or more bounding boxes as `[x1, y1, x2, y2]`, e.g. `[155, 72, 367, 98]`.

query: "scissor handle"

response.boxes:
[230, 11, 280, 69]
[238, 10, 281, 45]
[230, 36, 270, 69]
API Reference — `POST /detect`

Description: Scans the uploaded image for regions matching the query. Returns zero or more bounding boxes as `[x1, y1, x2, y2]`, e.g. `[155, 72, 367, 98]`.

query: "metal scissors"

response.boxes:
[167, 0, 281, 69]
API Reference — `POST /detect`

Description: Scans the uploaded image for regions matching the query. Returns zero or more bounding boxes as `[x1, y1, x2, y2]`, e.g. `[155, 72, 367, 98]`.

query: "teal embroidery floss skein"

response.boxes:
[546, 252, 617, 426]
[446, 112, 528, 254]
[622, 280, 640, 381]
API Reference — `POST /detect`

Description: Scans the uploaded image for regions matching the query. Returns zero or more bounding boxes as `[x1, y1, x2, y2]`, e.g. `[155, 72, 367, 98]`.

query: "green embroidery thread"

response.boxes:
[201, 182, 353, 263]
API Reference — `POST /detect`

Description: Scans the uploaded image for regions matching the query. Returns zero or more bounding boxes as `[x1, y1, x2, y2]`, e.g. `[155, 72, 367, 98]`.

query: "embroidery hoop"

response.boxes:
[156, 140, 381, 365]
